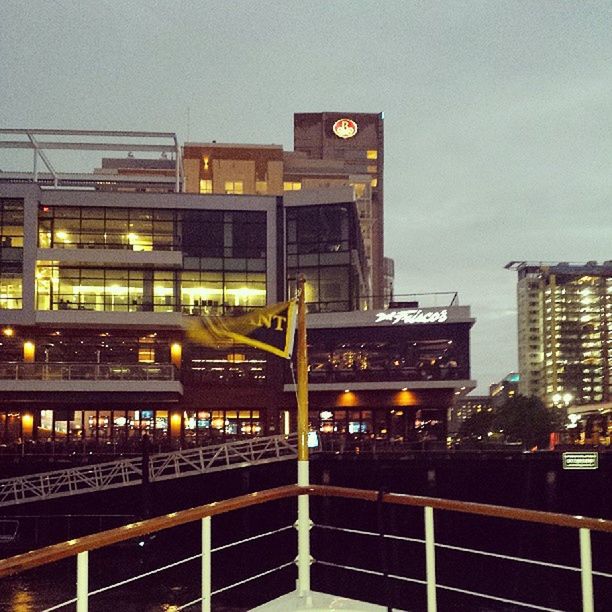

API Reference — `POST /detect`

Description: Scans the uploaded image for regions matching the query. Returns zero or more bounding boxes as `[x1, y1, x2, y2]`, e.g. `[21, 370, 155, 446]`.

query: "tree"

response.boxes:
[493, 394, 563, 449]
[458, 409, 495, 443]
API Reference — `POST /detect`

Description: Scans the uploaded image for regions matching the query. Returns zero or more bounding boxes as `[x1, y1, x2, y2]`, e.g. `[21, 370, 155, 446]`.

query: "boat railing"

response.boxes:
[0, 484, 610, 611]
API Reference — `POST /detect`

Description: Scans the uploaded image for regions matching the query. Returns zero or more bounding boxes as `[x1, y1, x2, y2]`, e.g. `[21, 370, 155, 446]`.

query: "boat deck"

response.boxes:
[250, 589, 385, 611]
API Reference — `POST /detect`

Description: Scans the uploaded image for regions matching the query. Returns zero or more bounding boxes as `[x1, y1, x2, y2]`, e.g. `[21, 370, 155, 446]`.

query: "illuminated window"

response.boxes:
[224, 181, 244, 195]
[366, 150, 378, 160]
[202, 156, 209, 171]
[283, 181, 302, 191]
[199, 179, 213, 194]
[370, 178, 378, 188]
[353, 183, 367, 198]
[37, 206, 178, 252]
[367, 165, 377, 173]
[255, 180, 268, 194]
[0, 199, 24, 309]
[138, 347, 155, 363]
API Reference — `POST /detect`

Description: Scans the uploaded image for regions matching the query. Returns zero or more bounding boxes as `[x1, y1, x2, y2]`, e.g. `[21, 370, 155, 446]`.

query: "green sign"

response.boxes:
[562, 452, 598, 470]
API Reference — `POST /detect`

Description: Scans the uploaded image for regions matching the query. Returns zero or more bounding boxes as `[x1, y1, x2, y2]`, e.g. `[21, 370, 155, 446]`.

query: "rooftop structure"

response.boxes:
[0, 128, 183, 192]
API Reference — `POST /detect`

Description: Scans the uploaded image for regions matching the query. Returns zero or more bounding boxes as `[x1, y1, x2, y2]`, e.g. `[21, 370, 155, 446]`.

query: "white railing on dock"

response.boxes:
[0, 485, 610, 612]
[0, 434, 298, 508]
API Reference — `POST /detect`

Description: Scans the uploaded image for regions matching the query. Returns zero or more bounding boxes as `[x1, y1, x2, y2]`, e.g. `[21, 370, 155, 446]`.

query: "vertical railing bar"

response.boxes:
[76, 550, 88, 612]
[579, 527, 594, 612]
[201, 516, 212, 612]
[297, 461, 311, 597]
[424, 506, 437, 612]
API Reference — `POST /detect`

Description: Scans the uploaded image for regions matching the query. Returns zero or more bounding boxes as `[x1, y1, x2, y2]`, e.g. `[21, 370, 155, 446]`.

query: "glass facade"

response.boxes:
[38, 206, 179, 251]
[0, 198, 23, 309]
[34, 208, 268, 314]
[286, 203, 364, 312]
[300, 324, 470, 384]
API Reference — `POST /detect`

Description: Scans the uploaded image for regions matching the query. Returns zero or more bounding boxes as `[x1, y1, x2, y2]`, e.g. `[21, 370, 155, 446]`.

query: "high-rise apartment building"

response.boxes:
[506, 261, 612, 406]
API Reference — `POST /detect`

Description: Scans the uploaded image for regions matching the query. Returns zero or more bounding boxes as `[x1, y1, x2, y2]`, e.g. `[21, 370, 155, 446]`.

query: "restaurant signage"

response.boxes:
[562, 452, 598, 470]
[375, 309, 448, 325]
[332, 118, 358, 139]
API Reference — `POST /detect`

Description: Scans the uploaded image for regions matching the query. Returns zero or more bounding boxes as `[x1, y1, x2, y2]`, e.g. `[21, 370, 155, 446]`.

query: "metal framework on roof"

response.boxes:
[0, 128, 183, 192]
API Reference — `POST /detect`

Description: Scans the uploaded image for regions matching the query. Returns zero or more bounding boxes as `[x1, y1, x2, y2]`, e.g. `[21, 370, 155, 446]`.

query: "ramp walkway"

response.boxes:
[0, 433, 298, 508]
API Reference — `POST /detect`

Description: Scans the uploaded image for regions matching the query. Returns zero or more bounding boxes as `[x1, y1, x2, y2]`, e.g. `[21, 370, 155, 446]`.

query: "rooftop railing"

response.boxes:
[0, 128, 183, 192]
[0, 484, 610, 611]
[0, 362, 178, 381]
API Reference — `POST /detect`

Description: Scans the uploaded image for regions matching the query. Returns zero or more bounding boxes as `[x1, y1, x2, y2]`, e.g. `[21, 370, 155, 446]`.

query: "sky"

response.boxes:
[1, 1, 611, 393]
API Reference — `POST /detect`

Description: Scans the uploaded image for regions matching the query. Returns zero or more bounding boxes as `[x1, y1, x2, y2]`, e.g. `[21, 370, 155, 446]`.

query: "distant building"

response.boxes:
[293, 112, 385, 306]
[448, 395, 493, 434]
[506, 261, 612, 406]
[489, 372, 520, 408]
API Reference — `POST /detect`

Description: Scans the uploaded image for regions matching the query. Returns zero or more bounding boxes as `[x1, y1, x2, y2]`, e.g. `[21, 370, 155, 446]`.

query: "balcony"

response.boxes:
[0, 362, 183, 394]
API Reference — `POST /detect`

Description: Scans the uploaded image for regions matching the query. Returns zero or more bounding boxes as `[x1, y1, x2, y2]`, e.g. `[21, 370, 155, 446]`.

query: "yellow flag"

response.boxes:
[184, 301, 297, 359]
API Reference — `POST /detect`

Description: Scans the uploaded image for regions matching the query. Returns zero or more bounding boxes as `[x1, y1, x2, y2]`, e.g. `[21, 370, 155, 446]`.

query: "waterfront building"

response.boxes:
[506, 261, 612, 407]
[0, 128, 475, 449]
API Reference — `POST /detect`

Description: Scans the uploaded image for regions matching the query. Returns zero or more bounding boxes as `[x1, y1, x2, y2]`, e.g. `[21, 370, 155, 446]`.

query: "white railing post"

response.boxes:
[297, 461, 311, 598]
[424, 506, 437, 612]
[76, 550, 89, 612]
[201, 516, 212, 612]
[579, 527, 594, 612]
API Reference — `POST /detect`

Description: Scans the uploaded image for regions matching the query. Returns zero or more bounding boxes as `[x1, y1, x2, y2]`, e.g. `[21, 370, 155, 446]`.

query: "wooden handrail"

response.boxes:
[0, 483, 610, 579]
[0, 485, 300, 578]
[304, 485, 612, 533]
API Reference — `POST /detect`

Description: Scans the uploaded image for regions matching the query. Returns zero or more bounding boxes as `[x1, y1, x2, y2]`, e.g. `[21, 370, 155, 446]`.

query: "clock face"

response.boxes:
[332, 118, 358, 139]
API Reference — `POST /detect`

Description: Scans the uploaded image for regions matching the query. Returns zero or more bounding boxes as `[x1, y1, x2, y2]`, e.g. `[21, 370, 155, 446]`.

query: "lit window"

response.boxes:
[366, 150, 378, 160]
[353, 183, 367, 198]
[202, 156, 209, 171]
[255, 180, 268, 194]
[199, 179, 212, 194]
[370, 178, 378, 188]
[367, 165, 377, 173]
[224, 181, 244, 195]
[283, 181, 302, 191]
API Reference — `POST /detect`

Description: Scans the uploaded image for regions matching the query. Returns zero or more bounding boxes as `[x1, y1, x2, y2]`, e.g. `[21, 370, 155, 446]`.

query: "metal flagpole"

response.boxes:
[296, 275, 311, 598]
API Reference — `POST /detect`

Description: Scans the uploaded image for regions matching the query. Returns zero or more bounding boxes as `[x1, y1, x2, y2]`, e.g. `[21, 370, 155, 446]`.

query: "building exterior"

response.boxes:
[181, 112, 390, 309]
[182, 143, 284, 196]
[289, 304, 475, 443]
[506, 261, 612, 407]
[0, 181, 283, 446]
[293, 112, 385, 305]
[0, 128, 474, 450]
[448, 395, 493, 435]
[489, 372, 520, 408]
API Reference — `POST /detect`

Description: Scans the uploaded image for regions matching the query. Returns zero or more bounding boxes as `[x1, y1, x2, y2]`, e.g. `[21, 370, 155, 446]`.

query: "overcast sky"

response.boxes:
[1, 1, 611, 393]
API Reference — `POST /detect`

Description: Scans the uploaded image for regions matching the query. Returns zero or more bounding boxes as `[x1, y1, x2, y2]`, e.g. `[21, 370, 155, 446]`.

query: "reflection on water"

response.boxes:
[9, 582, 34, 612]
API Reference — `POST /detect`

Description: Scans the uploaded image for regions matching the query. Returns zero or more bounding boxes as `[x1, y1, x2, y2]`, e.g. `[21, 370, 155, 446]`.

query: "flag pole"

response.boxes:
[296, 275, 311, 598]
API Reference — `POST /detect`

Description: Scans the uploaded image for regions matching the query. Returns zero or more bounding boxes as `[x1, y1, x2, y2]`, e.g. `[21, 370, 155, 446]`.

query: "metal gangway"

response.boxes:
[0, 434, 298, 508]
